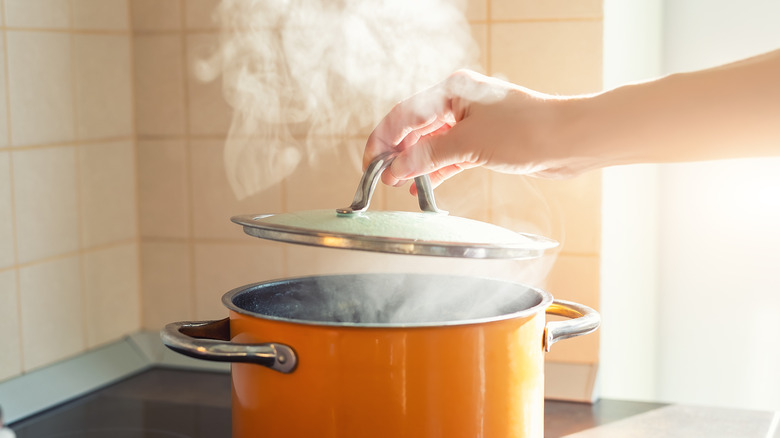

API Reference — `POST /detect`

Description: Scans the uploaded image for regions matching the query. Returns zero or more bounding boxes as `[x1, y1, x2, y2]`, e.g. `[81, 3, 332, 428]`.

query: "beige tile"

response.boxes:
[193, 241, 285, 320]
[380, 182, 418, 213]
[190, 139, 283, 239]
[19, 256, 85, 371]
[185, 0, 221, 29]
[284, 244, 548, 285]
[490, 21, 602, 95]
[285, 245, 418, 278]
[130, 0, 181, 31]
[72, 0, 129, 30]
[545, 255, 600, 309]
[435, 167, 491, 222]
[0, 33, 8, 148]
[492, 171, 601, 255]
[0, 152, 15, 269]
[133, 35, 186, 136]
[140, 241, 192, 330]
[465, 0, 487, 21]
[6, 31, 74, 147]
[137, 140, 189, 238]
[491, 0, 602, 20]
[0, 269, 22, 381]
[483, 173, 559, 249]
[83, 243, 140, 348]
[469, 23, 488, 74]
[382, 168, 493, 224]
[185, 33, 232, 136]
[79, 141, 137, 247]
[4, 0, 70, 29]
[73, 35, 133, 140]
[13, 147, 79, 263]
[379, 169, 496, 220]
[284, 139, 364, 212]
[543, 254, 600, 364]
[533, 171, 602, 255]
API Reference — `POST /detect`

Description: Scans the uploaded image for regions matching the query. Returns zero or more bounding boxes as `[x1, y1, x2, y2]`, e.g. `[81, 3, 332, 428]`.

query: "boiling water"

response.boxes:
[230, 273, 544, 325]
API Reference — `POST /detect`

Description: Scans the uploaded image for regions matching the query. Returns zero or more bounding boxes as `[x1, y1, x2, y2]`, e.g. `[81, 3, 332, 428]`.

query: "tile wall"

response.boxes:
[0, 0, 602, 383]
[0, 0, 138, 380]
[133, 0, 603, 363]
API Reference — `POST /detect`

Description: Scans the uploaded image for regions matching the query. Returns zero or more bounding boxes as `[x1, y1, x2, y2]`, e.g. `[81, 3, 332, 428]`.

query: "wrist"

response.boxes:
[546, 95, 615, 175]
[559, 81, 660, 173]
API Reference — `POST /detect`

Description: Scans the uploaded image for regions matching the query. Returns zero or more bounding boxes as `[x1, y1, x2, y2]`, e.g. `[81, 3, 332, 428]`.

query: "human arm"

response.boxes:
[364, 49, 780, 190]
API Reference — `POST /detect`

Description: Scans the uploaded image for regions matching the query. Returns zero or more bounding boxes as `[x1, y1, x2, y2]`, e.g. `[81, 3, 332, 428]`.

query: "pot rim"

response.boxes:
[221, 273, 554, 328]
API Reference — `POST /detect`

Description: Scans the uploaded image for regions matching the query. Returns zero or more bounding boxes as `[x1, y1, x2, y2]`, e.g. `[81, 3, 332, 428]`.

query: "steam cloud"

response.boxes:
[196, 1, 562, 317]
[196, 0, 480, 199]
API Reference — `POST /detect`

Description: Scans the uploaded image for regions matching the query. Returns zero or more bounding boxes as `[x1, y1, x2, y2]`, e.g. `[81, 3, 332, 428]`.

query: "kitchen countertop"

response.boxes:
[8, 368, 777, 437]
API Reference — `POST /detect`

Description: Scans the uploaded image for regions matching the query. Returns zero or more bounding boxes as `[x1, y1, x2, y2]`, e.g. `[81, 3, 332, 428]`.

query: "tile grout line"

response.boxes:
[135, 236, 272, 245]
[0, 239, 139, 275]
[180, 0, 198, 320]
[475, 16, 603, 25]
[6, 156, 23, 375]
[485, 0, 492, 76]
[0, 20, 612, 34]
[12, 267, 23, 375]
[126, 0, 145, 332]
[1, 24, 10, 147]
[67, 0, 91, 357]
[1, 26, 131, 36]
[124, 19, 610, 35]
[485, 0, 493, 225]
[0, 19, 604, 36]
[136, 133, 372, 142]
[1, 0, 23, 374]
[0, 136, 135, 152]
[0, 238, 600, 274]
[132, 28, 219, 35]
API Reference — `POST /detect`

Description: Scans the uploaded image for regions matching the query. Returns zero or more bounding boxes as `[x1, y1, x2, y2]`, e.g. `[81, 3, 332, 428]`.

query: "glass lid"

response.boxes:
[232, 153, 558, 259]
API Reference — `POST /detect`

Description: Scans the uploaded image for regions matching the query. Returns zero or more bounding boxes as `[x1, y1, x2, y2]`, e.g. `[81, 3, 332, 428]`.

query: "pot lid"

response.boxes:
[232, 153, 558, 259]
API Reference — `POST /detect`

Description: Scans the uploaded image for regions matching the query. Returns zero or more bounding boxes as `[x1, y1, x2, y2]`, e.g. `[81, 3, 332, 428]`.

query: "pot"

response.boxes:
[162, 273, 599, 438]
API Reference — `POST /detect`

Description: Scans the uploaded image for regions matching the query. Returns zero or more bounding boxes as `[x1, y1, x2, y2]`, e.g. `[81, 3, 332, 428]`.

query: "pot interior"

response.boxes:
[225, 273, 551, 327]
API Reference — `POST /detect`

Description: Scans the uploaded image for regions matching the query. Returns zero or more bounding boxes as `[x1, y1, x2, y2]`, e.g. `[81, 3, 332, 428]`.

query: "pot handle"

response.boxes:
[543, 300, 600, 352]
[160, 318, 297, 374]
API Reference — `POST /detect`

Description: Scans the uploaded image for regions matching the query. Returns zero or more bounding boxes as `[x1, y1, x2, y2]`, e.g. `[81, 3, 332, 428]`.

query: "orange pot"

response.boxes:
[163, 273, 599, 438]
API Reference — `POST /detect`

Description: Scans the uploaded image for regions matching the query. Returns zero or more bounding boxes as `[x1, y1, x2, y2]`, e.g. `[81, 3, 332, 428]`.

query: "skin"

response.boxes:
[364, 49, 780, 193]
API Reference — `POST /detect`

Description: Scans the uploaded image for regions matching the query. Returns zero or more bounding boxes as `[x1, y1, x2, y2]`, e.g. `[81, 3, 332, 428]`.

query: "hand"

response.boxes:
[363, 69, 589, 193]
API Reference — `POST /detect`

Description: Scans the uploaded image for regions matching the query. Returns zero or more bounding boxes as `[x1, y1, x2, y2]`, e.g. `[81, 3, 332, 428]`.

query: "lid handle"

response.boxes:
[337, 152, 446, 215]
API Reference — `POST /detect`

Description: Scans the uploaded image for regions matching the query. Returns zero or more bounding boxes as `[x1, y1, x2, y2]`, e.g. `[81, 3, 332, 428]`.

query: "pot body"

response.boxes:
[230, 307, 545, 438]
[162, 273, 599, 438]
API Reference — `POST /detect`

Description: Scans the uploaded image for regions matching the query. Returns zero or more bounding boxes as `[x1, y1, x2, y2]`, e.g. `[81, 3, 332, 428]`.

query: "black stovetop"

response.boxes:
[9, 368, 231, 438]
[8, 367, 664, 437]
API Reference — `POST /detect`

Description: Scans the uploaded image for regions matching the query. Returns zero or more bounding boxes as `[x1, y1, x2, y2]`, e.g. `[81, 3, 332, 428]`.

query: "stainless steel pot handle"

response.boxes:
[337, 151, 446, 215]
[543, 300, 600, 352]
[160, 318, 297, 374]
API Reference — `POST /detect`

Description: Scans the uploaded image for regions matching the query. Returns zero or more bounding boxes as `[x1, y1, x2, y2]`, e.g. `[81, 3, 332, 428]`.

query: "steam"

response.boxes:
[276, 248, 560, 324]
[195, 1, 565, 321]
[196, 0, 479, 199]
[245, 273, 548, 325]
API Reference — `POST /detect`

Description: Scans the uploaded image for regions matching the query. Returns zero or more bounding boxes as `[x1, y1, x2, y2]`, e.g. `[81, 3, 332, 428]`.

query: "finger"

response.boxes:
[408, 163, 466, 196]
[379, 123, 453, 186]
[396, 119, 452, 152]
[363, 82, 452, 169]
[389, 121, 477, 181]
